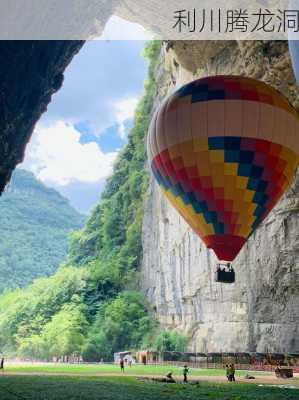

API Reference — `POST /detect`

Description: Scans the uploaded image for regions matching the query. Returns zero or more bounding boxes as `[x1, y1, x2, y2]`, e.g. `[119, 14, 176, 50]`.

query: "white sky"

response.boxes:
[99, 16, 153, 41]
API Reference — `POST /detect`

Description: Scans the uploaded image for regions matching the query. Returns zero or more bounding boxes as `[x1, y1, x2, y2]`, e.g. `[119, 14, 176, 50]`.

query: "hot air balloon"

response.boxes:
[147, 76, 299, 281]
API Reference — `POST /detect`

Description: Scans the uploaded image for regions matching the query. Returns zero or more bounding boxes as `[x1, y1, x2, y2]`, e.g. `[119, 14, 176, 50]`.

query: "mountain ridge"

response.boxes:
[0, 168, 85, 292]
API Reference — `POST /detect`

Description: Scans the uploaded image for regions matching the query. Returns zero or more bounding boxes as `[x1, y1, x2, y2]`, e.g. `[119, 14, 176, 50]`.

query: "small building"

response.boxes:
[135, 351, 162, 364]
[114, 351, 135, 364]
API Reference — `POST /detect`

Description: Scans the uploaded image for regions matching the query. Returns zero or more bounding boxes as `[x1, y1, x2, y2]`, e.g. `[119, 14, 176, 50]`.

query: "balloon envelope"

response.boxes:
[148, 76, 299, 261]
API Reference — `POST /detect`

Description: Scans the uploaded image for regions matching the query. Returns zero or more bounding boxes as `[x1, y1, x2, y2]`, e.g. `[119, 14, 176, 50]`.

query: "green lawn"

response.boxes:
[2, 363, 298, 400]
[0, 375, 298, 400]
[5, 362, 266, 377]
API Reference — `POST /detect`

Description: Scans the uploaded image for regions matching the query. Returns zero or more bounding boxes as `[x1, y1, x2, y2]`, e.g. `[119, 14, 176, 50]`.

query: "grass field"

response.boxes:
[4, 362, 266, 377]
[0, 375, 298, 400]
[0, 363, 298, 400]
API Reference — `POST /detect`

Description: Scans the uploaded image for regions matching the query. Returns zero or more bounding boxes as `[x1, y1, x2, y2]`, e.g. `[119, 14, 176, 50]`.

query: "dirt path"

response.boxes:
[1, 371, 299, 388]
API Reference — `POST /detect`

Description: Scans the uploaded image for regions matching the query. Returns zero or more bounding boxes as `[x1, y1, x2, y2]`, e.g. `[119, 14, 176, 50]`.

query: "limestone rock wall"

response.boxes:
[141, 41, 299, 353]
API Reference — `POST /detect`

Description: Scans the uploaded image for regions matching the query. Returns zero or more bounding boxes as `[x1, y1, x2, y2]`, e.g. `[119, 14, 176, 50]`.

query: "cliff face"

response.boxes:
[141, 41, 299, 353]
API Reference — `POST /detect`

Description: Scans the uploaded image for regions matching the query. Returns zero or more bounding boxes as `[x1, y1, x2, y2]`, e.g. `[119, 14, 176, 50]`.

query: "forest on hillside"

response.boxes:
[0, 169, 84, 292]
[0, 41, 187, 361]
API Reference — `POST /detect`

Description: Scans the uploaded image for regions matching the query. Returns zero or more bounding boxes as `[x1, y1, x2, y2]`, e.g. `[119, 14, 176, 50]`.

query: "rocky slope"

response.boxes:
[141, 41, 299, 353]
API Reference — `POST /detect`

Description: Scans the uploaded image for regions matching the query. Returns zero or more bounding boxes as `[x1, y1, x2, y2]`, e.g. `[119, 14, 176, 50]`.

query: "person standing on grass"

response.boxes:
[0, 358, 4, 370]
[228, 364, 236, 382]
[230, 364, 236, 382]
[120, 358, 125, 373]
[227, 364, 235, 382]
[225, 364, 230, 381]
[183, 365, 189, 382]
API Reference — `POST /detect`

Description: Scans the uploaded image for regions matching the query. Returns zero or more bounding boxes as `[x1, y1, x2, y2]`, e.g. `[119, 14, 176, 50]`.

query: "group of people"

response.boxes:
[120, 358, 237, 383]
[120, 359, 190, 383]
[225, 364, 236, 381]
[216, 263, 234, 273]
[166, 365, 189, 383]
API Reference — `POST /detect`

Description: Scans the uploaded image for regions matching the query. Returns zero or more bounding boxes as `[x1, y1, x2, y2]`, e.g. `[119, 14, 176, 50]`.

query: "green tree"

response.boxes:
[0, 267, 87, 353]
[83, 292, 155, 360]
[18, 335, 46, 360]
[41, 303, 89, 359]
[151, 331, 188, 352]
[81, 333, 112, 362]
[0, 169, 84, 292]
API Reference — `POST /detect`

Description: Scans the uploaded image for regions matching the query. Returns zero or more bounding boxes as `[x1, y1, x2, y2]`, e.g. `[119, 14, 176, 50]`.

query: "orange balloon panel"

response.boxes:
[148, 76, 299, 261]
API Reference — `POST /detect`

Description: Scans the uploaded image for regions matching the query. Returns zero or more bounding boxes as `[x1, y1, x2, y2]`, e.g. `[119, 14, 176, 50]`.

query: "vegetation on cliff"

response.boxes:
[0, 169, 84, 292]
[0, 41, 187, 360]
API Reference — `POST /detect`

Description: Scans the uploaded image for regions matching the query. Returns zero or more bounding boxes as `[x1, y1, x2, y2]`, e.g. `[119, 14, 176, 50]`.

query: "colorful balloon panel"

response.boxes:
[148, 76, 299, 262]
